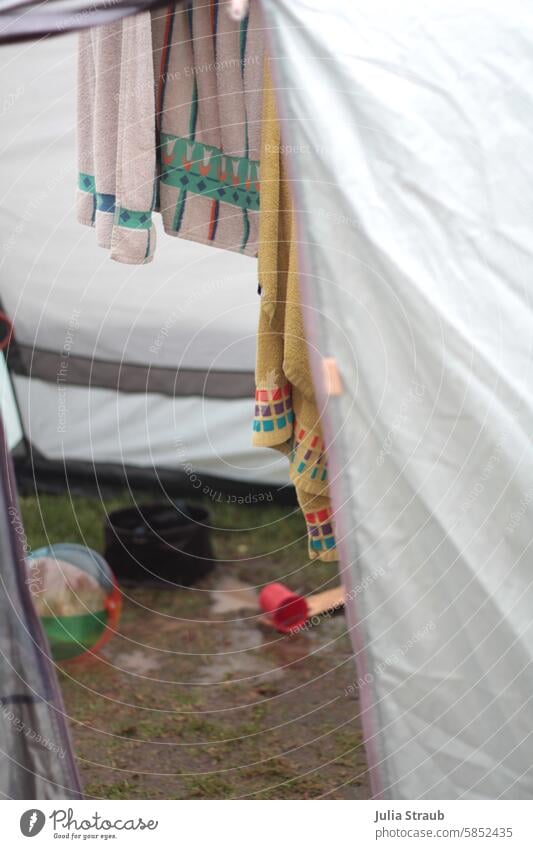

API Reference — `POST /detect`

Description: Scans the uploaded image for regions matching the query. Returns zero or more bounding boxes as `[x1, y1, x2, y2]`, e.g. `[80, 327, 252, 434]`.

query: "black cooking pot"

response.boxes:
[104, 501, 214, 587]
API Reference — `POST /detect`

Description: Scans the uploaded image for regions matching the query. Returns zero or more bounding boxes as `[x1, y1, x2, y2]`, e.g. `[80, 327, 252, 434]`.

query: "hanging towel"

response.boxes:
[77, 13, 157, 264]
[77, 1, 264, 264]
[253, 60, 338, 563]
[152, 0, 263, 255]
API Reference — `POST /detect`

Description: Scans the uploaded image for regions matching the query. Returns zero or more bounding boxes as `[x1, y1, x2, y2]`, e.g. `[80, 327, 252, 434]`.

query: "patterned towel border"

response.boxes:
[78, 173, 153, 231]
[159, 133, 260, 213]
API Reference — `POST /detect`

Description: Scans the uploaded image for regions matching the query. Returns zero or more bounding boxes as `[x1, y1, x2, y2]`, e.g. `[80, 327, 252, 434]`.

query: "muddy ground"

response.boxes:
[21, 494, 371, 800]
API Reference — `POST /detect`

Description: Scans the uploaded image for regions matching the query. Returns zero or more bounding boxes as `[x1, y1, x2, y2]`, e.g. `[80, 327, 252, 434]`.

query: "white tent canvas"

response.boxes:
[262, 0, 533, 798]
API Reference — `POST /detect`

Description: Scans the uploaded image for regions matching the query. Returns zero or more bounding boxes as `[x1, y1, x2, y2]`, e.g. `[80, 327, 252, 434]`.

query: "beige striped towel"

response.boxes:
[77, 1, 264, 264]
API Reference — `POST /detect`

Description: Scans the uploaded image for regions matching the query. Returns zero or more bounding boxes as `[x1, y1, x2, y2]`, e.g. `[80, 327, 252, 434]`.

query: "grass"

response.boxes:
[83, 779, 137, 800]
[18, 490, 368, 800]
[20, 493, 134, 554]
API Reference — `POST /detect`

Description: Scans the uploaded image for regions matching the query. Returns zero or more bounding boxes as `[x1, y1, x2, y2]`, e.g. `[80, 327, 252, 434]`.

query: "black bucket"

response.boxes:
[104, 501, 214, 587]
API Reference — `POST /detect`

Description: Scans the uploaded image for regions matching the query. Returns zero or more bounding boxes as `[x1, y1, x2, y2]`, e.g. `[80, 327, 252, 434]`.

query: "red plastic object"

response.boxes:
[90, 576, 122, 657]
[259, 582, 309, 633]
[0, 311, 13, 350]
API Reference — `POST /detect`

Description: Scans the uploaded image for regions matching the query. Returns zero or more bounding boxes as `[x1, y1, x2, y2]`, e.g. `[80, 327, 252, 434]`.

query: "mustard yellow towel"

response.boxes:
[253, 61, 337, 563]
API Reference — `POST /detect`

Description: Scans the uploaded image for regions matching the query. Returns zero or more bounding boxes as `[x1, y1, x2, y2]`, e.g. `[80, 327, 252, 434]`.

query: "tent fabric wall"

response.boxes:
[262, 0, 533, 798]
[0, 415, 82, 799]
[0, 33, 288, 489]
[12, 376, 285, 484]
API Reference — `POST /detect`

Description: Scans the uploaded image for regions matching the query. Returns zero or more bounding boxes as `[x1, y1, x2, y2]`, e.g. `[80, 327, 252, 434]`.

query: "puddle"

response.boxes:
[196, 621, 284, 684]
[112, 649, 162, 675]
[197, 573, 349, 683]
[302, 613, 350, 654]
[209, 574, 259, 615]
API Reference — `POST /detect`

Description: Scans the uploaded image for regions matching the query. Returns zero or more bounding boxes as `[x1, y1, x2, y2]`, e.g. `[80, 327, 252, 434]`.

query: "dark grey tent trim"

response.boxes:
[14, 453, 297, 505]
[0, 0, 174, 44]
[0, 415, 82, 799]
[10, 343, 255, 399]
